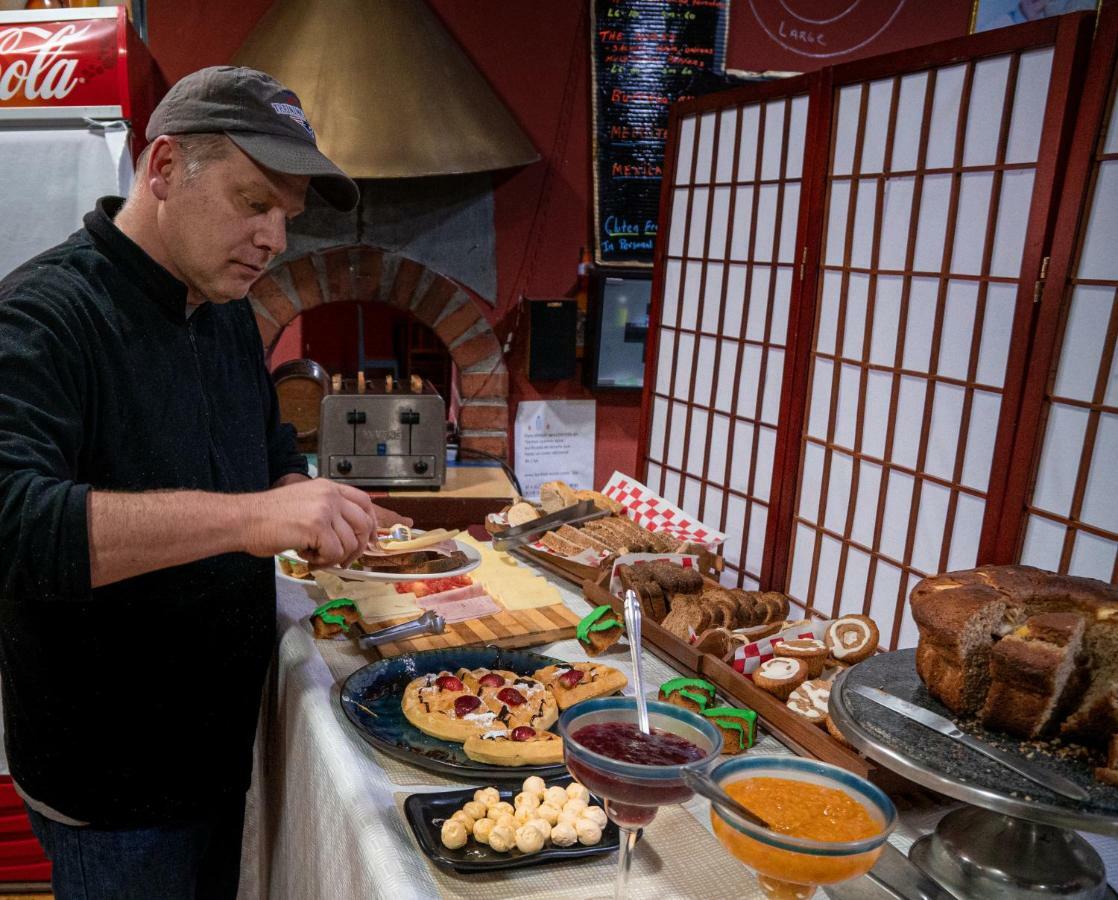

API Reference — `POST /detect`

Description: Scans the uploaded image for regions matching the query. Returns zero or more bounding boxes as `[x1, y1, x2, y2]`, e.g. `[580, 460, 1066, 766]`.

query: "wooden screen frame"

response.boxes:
[994, 3, 1118, 574]
[638, 14, 1098, 618]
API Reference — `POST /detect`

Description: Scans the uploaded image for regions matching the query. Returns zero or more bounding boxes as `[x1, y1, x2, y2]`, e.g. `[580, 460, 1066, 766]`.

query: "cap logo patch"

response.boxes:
[271, 100, 315, 138]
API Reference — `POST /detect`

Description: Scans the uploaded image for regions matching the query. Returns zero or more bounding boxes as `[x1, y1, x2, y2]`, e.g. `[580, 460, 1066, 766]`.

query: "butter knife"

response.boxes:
[849, 685, 1088, 801]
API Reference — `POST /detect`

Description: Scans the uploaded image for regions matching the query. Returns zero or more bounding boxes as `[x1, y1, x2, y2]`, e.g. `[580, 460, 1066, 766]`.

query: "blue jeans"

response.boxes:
[25, 797, 245, 900]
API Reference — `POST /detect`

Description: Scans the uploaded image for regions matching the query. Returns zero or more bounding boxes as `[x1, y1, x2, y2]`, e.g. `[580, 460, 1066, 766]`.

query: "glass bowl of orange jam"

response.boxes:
[709, 756, 896, 897]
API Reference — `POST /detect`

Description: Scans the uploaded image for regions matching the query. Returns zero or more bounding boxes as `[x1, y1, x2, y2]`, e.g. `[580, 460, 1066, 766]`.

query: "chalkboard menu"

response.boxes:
[591, 0, 730, 267]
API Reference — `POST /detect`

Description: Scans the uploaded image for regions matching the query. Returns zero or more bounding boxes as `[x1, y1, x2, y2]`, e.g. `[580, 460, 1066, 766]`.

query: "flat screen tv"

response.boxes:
[585, 268, 650, 390]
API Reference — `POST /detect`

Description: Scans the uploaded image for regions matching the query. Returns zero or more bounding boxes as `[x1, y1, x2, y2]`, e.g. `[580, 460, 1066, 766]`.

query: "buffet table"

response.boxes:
[238, 569, 1118, 899]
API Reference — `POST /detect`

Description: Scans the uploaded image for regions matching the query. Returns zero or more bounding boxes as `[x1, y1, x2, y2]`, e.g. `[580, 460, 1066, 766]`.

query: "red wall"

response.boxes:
[146, 0, 972, 490]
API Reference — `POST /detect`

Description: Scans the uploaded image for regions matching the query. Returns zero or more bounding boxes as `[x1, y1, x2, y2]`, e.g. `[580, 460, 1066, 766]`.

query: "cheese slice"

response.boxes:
[456, 534, 563, 610]
[312, 572, 421, 621]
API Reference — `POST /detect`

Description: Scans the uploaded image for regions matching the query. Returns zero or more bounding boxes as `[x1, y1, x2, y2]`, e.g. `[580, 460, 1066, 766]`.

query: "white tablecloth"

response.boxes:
[239, 571, 1118, 899]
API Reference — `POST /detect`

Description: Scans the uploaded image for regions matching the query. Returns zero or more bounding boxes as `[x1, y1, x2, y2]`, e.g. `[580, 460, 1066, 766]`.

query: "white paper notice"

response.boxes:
[514, 400, 596, 500]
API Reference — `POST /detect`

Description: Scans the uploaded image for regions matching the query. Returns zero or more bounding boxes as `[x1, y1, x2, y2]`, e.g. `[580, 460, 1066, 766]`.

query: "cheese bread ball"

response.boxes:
[545, 786, 569, 807]
[582, 806, 608, 828]
[536, 802, 561, 826]
[576, 819, 603, 845]
[515, 824, 546, 854]
[488, 824, 517, 853]
[449, 810, 475, 830]
[557, 809, 580, 827]
[525, 816, 551, 841]
[514, 791, 540, 812]
[462, 800, 487, 821]
[522, 775, 547, 797]
[566, 781, 591, 803]
[474, 787, 501, 808]
[562, 798, 588, 817]
[495, 813, 517, 831]
[514, 806, 533, 825]
[472, 818, 495, 844]
[486, 801, 515, 820]
[440, 819, 468, 850]
[549, 821, 578, 847]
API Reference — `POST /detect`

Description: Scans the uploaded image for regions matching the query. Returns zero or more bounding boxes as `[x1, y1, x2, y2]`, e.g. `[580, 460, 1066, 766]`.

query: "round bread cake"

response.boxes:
[910, 565, 1117, 747]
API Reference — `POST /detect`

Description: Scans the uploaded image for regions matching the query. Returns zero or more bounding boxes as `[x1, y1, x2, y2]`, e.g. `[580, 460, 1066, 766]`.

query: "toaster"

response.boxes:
[318, 376, 446, 488]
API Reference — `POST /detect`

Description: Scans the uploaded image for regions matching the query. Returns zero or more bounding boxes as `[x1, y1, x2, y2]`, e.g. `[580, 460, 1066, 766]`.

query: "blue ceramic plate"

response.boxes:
[340, 646, 569, 780]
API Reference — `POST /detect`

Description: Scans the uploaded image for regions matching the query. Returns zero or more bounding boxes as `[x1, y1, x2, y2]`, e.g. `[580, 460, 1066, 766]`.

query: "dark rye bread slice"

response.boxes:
[595, 517, 655, 552]
[980, 613, 1085, 739]
[645, 560, 704, 595]
[912, 584, 1008, 715]
[555, 524, 613, 555]
[580, 521, 632, 553]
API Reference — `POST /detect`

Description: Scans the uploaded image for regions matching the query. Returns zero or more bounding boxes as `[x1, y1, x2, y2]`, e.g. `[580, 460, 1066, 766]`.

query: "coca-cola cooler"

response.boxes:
[0, 5, 162, 279]
[0, 6, 161, 888]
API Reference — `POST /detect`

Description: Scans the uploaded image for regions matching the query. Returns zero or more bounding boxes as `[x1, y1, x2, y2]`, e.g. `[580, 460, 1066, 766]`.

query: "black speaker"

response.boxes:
[528, 299, 577, 381]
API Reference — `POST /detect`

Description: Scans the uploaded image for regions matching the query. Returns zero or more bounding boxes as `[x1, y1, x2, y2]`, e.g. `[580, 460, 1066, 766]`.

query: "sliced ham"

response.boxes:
[418, 591, 501, 623]
[417, 583, 488, 607]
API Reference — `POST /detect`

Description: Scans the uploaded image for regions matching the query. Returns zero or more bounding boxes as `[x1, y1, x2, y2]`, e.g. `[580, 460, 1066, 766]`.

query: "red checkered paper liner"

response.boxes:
[608, 553, 700, 595]
[602, 472, 726, 548]
[732, 620, 829, 676]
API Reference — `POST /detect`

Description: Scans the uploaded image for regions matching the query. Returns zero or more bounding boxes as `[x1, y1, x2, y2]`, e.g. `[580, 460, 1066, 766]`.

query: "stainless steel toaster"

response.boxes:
[318, 377, 446, 488]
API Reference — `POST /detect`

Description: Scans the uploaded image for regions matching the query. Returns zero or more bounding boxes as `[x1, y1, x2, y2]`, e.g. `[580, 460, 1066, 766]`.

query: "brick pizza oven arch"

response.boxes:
[248, 244, 509, 460]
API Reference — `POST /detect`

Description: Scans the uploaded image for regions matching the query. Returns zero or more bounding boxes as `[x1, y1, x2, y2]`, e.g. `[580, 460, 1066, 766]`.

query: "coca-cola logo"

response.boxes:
[0, 23, 93, 103]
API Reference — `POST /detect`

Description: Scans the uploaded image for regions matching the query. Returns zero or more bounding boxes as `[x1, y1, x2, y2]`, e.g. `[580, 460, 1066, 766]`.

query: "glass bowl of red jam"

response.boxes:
[558, 696, 723, 829]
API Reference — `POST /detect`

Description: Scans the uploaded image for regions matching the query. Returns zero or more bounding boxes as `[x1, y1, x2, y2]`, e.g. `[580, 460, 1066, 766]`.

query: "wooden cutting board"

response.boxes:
[354, 602, 582, 657]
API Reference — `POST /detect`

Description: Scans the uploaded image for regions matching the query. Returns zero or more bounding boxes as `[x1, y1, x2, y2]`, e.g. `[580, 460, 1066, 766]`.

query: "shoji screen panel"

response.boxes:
[642, 76, 818, 589]
[781, 18, 1092, 648]
[1006, 7, 1118, 583]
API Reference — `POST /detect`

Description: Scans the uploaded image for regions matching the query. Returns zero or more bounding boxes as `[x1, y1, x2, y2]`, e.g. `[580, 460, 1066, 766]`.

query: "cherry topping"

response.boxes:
[510, 726, 536, 742]
[496, 687, 526, 707]
[557, 668, 585, 688]
[436, 675, 465, 692]
[478, 673, 505, 688]
[453, 695, 482, 717]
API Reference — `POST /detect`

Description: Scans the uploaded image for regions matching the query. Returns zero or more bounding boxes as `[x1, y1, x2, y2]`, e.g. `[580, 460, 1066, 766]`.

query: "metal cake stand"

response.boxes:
[830, 649, 1117, 900]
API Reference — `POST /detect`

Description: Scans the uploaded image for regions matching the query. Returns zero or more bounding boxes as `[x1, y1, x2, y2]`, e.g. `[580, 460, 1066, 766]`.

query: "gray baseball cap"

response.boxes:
[146, 66, 359, 212]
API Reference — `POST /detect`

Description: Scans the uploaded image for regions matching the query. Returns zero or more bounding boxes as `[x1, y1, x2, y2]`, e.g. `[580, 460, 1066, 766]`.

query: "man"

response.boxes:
[0, 67, 400, 898]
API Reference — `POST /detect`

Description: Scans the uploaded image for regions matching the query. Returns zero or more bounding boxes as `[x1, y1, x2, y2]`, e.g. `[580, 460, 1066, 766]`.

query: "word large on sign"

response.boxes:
[0, 13, 123, 112]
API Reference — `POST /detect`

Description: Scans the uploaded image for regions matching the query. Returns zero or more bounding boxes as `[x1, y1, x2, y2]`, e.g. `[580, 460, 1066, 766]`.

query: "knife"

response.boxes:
[490, 499, 610, 550]
[849, 685, 1089, 801]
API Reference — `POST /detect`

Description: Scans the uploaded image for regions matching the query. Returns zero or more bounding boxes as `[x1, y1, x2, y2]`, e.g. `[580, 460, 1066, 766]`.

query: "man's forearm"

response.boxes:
[88, 490, 250, 588]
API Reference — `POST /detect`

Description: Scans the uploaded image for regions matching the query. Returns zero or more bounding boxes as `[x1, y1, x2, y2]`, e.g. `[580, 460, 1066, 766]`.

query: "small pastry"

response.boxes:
[495, 813, 517, 831]
[514, 791, 540, 812]
[557, 809, 580, 826]
[582, 806, 607, 828]
[440, 819, 469, 850]
[563, 797, 588, 817]
[702, 706, 757, 755]
[787, 679, 832, 725]
[753, 657, 808, 700]
[825, 714, 853, 748]
[525, 816, 551, 841]
[550, 821, 578, 847]
[658, 676, 716, 712]
[310, 598, 360, 639]
[462, 800, 487, 821]
[576, 819, 603, 845]
[536, 802, 561, 826]
[774, 638, 828, 677]
[565, 781, 590, 803]
[515, 824, 546, 854]
[488, 824, 516, 853]
[824, 615, 879, 664]
[449, 810, 475, 830]
[514, 806, 533, 825]
[576, 605, 625, 655]
[523, 775, 547, 797]
[487, 801, 515, 820]
[472, 817, 494, 844]
[475, 786, 501, 807]
[544, 785, 569, 807]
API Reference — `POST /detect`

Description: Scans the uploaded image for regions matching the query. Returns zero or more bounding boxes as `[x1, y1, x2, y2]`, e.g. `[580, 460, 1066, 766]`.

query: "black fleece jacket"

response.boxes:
[0, 197, 306, 827]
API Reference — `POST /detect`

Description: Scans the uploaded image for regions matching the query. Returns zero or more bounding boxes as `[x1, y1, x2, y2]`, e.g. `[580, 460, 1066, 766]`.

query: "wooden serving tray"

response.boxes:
[581, 578, 886, 784]
[513, 543, 724, 589]
[354, 603, 581, 657]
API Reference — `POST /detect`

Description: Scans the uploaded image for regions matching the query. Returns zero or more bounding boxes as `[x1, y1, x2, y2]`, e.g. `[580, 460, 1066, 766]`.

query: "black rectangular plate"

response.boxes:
[403, 777, 621, 873]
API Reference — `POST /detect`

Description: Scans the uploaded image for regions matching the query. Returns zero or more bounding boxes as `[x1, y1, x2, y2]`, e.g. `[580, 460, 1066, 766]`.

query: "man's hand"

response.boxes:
[241, 478, 377, 568]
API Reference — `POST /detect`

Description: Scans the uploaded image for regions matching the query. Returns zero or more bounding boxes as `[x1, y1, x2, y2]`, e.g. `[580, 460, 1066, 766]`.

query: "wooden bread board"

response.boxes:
[354, 602, 582, 657]
[581, 578, 900, 787]
[513, 543, 724, 589]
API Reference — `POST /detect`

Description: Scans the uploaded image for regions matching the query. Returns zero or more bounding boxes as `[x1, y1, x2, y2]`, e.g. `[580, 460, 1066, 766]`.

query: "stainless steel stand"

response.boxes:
[829, 650, 1117, 900]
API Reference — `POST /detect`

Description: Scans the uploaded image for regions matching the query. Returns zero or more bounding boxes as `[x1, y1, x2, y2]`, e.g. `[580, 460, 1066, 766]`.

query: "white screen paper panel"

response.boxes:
[787, 49, 1055, 647]
[646, 92, 809, 586]
[1021, 75, 1118, 583]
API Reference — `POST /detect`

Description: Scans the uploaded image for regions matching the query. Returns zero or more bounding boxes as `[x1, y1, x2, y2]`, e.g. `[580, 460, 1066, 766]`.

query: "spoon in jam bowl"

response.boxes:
[681, 769, 773, 830]
[622, 589, 650, 734]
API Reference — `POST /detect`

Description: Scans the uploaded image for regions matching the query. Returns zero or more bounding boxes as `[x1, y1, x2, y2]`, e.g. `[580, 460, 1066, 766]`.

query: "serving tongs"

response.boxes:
[356, 609, 446, 651]
[490, 499, 610, 550]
